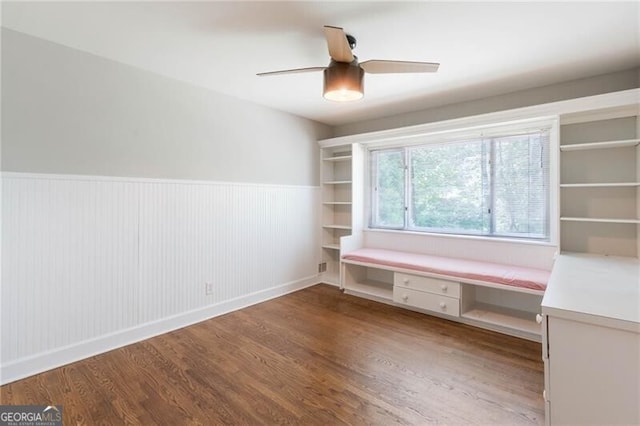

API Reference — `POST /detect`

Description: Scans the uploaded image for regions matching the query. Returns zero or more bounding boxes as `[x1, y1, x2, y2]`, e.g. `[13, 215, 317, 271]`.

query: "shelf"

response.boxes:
[322, 201, 352, 205]
[462, 303, 540, 336]
[322, 180, 352, 185]
[560, 138, 640, 151]
[323, 155, 352, 162]
[322, 224, 352, 230]
[560, 217, 640, 224]
[321, 271, 340, 286]
[560, 182, 640, 188]
[344, 280, 393, 301]
[322, 243, 340, 250]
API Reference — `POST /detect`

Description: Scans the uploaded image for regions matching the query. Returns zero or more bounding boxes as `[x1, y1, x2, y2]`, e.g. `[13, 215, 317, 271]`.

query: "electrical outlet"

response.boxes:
[205, 282, 214, 295]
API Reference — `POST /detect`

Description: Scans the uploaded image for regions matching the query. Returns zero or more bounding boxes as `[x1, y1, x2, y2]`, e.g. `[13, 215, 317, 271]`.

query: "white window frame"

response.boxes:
[364, 117, 559, 245]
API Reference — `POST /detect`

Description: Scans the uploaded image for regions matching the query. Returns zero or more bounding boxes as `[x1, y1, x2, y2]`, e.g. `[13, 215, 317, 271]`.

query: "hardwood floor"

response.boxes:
[1, 284, 545, 425]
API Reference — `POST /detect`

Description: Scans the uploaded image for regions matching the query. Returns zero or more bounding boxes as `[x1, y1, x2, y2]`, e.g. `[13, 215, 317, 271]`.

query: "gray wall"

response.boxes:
[4, 28, 638, 180]
[1, 28, 330, 186]
[334, 68, 640, 137]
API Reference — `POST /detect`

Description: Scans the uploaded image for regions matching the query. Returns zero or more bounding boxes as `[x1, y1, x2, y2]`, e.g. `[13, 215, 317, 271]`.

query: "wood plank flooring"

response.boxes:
[1, 284, 545, 425]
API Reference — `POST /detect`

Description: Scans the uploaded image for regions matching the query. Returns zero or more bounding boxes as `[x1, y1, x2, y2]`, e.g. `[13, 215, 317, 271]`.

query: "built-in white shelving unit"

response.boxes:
[319, 146, 353, 285]
[340, 261, 544, 341]
[559, 115, 639, 257]
[318, 142, 365, 286]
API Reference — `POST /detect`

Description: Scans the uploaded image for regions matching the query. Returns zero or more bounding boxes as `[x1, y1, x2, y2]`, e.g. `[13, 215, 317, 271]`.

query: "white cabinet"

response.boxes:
[559, 116, 639, 257]
[394, 274, 461, 317]
[541, 254, 640, 425]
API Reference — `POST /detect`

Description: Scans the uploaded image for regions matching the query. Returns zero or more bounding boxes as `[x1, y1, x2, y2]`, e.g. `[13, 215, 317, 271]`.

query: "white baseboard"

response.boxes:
[0, 276, 321, 385]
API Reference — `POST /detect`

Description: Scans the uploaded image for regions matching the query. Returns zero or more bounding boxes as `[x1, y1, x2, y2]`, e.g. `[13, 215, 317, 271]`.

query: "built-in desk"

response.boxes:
[541, 253, 640, 425]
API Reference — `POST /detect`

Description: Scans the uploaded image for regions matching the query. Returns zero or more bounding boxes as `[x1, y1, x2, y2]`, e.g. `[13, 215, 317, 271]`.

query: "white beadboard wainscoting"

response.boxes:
[1, 173, 321, 384]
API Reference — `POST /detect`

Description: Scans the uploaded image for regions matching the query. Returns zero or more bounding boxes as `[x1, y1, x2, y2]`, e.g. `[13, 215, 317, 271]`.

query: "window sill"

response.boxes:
[364, 228, 557, 248]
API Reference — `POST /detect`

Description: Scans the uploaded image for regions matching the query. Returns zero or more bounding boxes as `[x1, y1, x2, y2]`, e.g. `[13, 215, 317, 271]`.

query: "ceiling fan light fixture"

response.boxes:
[323, 61, 364, 102]
[258, 26, 439, 101]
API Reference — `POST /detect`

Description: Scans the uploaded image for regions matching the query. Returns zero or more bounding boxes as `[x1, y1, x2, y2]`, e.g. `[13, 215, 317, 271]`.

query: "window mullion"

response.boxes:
[489, 139, 496, 235]
[404, 148, 410, 230]
[370, 151, 378, 227]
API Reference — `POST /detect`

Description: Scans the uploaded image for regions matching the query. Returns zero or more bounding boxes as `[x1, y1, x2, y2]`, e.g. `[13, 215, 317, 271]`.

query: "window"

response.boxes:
[370, 129, 550, 240]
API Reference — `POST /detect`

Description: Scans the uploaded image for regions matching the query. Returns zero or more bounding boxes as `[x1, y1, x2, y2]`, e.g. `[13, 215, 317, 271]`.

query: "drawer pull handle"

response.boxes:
[439, 302, 446, 310]
[536, 314, 543, 324]
[403, 278, 409, 285]
[440, 284, 448, 292]
[402, 294, 408, 302]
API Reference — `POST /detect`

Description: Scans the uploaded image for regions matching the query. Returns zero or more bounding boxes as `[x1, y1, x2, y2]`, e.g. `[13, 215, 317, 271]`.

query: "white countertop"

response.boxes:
[542, 253, 640, 332]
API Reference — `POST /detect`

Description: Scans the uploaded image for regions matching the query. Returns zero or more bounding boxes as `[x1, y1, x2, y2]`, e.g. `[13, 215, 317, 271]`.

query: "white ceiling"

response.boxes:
[2, 1, 639, 126]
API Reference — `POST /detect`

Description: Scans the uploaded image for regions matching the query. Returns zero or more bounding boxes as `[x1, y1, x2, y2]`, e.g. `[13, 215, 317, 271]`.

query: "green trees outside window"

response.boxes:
[370, 131, 549, 240]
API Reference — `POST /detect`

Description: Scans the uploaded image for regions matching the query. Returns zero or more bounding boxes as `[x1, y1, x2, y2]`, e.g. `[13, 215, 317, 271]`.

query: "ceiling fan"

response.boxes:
[257, 25, 440, 102]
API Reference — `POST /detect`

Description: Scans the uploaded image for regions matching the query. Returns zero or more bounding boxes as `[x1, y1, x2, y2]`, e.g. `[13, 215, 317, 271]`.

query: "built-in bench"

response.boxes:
[340, 248, 550, 341]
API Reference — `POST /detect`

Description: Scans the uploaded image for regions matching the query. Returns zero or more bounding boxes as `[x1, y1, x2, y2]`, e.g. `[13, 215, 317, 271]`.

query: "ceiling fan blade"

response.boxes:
[257, 67, 326, 77]
[324, 25, 354, 63]
[360, 60, 440, 74]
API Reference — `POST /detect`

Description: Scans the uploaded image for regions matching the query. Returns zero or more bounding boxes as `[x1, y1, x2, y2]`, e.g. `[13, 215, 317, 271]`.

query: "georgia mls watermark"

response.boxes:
[0, 405, 62, 426]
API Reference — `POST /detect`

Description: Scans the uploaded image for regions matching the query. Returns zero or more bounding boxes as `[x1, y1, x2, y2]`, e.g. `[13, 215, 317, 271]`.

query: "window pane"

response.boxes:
[492, 133, 549, 238]
[372, 150, 405, 228]
[409, 141, 489, 233]
[368, 128, 551, 241]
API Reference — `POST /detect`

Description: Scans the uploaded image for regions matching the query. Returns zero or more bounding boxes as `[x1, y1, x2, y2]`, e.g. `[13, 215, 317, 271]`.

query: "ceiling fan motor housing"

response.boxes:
[323, 60, 364, 101]
[346, 34, 357, 50]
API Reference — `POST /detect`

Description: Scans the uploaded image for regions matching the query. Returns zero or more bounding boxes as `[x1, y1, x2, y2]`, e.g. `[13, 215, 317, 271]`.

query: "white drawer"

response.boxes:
[393, 287, 460, 317]
[394, 273, 460, 298]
